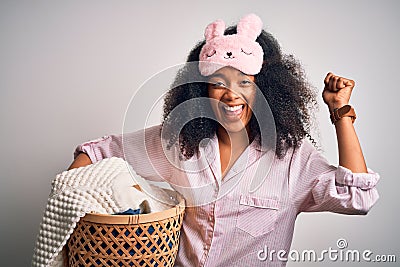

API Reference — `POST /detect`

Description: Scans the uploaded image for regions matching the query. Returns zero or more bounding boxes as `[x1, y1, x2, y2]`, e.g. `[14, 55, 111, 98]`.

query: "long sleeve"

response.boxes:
[291, 141, 380, 215]
[74, 135, 124, 163]
[73, 125, 172, 182]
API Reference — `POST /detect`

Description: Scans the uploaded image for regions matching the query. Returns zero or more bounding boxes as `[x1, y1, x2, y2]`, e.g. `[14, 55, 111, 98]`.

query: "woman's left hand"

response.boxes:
[322, 72, 355, 111]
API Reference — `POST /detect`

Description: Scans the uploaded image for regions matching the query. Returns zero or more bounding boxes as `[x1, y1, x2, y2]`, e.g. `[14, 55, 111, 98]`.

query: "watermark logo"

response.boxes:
[122, 62, 277, 206]
[336, 238, 348, 249]
[257, 238, 397, 263]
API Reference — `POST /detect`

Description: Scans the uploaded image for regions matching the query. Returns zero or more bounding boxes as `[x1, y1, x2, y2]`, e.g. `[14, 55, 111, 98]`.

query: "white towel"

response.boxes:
[32, 157, 178, 267]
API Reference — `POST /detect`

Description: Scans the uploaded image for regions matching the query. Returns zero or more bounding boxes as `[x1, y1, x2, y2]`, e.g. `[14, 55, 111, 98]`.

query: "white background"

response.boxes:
[0, 1, 398, 266]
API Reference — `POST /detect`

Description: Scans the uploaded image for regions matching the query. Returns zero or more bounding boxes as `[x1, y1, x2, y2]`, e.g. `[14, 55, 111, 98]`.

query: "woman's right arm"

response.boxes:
[68, 152, 92, 170]
[66, 125, 172, 182]
[68, 134, 124, 170]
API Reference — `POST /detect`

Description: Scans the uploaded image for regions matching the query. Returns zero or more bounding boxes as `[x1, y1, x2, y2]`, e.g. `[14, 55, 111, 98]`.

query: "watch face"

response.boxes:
[339, 105, 352, 116]
[330, 105, 356, 124]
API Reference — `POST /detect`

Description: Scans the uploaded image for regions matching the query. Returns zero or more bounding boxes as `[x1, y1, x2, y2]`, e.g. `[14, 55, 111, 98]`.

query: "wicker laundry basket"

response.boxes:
[67, 196, 185, 267]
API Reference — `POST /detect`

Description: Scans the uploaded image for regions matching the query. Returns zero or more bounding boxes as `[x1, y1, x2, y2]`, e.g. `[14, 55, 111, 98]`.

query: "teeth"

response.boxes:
[223, 105, 243, 111]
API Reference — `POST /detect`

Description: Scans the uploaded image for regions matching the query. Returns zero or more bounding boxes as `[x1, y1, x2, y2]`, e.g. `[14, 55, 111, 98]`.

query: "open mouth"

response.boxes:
[220, 104, 244, 119]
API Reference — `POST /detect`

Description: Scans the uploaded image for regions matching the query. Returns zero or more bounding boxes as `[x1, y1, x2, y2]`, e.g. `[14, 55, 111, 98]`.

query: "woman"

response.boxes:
[69, 14, 379, 266]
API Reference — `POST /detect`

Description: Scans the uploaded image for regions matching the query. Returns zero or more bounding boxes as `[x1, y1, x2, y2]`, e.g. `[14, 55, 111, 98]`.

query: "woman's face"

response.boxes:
[207, 66, 256, 133]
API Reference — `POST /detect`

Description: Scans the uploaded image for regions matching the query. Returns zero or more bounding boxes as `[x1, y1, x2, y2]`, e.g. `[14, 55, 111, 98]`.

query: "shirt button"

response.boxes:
[208, 216, 213, 222]
[204, 245, 209, 250]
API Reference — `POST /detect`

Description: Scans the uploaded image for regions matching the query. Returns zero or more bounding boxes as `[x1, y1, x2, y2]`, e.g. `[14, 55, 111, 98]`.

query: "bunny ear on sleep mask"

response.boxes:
[199, 14, 264, 76]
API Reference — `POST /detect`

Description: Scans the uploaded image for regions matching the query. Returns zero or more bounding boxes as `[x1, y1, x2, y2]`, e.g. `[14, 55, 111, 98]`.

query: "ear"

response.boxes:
[204, 19, 226, 41]
[237, 13, 263, 40]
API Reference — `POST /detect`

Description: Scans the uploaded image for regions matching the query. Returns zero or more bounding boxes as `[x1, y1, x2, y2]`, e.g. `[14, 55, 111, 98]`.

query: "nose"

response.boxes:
[223, 87, 241, 101]
[226, 52, 232, 57]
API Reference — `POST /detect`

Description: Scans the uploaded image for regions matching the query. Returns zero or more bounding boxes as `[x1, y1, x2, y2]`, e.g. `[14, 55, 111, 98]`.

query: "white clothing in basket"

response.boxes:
[32, 157, 177, 267]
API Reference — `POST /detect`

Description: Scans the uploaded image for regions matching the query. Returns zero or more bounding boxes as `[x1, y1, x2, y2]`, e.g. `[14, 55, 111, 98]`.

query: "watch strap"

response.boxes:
[330, 105, 356, 124]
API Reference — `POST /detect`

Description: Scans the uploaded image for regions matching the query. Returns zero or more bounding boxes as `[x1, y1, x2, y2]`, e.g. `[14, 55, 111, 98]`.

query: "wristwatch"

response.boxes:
[330, 105, 356, 124]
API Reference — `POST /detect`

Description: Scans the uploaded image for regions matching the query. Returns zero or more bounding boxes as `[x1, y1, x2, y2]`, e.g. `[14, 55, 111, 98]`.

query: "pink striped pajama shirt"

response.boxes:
[74, 125, 380, 266]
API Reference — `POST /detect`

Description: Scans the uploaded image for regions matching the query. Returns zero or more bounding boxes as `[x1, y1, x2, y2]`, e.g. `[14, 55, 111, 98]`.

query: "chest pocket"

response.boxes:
[236, 195, 279, 237]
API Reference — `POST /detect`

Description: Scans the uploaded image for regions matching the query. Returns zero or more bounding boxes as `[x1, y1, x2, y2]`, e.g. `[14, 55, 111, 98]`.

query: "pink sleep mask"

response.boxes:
[199, 14, 264, 76]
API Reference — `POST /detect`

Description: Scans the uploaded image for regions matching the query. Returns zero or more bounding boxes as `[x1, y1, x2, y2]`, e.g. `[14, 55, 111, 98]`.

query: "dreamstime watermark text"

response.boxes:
[257, 238, 396, 263]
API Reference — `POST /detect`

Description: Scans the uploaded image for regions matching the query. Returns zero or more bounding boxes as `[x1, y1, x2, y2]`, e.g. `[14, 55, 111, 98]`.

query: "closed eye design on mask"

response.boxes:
[206, 50, 216, 57]
[241, 48, 253, 55]
[198, 14, 264, 76]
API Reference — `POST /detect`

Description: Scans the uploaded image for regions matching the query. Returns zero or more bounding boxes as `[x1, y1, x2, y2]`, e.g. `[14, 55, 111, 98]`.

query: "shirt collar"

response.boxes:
[203, 133, 271, 182]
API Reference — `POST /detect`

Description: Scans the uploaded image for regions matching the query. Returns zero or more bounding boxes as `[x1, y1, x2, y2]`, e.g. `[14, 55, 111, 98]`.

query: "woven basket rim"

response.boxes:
[82, 193, 185, 225]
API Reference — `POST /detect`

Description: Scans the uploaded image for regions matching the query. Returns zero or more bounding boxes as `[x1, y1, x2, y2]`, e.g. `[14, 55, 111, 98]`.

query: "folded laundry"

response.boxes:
[114, 208, 141, 215]
[32, 157, 178, 267]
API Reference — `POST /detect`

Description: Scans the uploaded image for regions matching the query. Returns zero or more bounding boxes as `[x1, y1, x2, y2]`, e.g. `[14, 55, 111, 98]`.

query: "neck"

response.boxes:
[216, 126, 251, 178]
[217, 126, 250, 150]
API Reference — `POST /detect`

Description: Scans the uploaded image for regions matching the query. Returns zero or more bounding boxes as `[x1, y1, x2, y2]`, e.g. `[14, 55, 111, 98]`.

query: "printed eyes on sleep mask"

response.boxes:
[198, 13, 264, 76]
